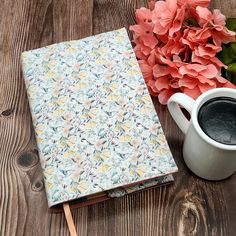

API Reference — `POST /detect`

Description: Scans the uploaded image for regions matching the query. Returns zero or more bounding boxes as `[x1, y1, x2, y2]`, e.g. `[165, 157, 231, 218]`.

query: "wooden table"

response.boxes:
[0, 0, 235, 235]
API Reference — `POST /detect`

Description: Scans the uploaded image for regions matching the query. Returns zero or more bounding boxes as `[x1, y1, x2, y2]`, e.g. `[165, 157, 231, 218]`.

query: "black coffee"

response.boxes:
[198, 97, 236, 145]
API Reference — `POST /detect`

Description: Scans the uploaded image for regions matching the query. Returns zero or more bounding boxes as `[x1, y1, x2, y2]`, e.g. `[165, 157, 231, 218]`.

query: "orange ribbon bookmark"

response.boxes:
[63, 202, 77, 236]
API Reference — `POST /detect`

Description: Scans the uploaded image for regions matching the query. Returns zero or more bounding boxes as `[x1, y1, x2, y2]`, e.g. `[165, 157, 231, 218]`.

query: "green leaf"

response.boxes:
[217, 18, 236, 83]
[231, 42, 236, 54]
[226, 18, 236, 32]
[225, 70, 233, 81]
[218, 45, 235, 64]
[231, 72, 236, 85]
[227, 62, 236, 72]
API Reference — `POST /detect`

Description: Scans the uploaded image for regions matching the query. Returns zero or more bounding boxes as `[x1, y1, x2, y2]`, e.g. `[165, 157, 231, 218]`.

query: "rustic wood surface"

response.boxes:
[0, 0, 235, 235]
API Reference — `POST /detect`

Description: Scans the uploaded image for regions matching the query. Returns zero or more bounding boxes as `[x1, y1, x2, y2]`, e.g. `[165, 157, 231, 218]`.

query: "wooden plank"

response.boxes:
[0, 0, 235, 236]
[0, 1, 51, 235]
[211, 0, 236, 17]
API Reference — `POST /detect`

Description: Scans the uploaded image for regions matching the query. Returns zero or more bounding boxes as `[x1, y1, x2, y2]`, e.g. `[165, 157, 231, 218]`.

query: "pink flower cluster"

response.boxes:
[130, 0, 236, 104]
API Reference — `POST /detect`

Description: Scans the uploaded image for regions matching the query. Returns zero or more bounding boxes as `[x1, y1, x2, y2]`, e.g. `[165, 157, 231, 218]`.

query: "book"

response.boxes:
[21, 28, 178, 210]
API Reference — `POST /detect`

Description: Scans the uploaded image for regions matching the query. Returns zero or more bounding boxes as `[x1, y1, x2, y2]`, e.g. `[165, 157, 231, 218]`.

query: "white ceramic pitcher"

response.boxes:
[167, 88, 236, 180]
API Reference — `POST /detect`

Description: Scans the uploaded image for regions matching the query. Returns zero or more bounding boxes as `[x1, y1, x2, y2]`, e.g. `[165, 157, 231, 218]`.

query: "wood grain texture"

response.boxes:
[0, 0, 235, 235]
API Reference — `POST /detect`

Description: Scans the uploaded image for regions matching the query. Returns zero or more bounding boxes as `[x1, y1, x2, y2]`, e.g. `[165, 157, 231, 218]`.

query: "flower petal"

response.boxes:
[183, 86, 202, 99]
[214, 75, 228, 83]
[147, 79, 159, 96]
[198, 82, 216, 93]
[212, 9, 226, 26]
[210, 57, 227, 69]
[196, 6, 213, 23]
[179, 76, 198, 89]
[142, 35, 158, 49]
[158, 88, 174, 104]
[153, 64, 172, 77]
[222, 81, 236, 88]
[197, 75, 215, 85]
[147, 51, 156, 66]
[169, 6, 185, 37]
[199, 64, 218, 78]
[129, 24, 146, 36]
[136, 7, 152, 22]
[138, 60, 153, 79]
[155, 76, 170, 91]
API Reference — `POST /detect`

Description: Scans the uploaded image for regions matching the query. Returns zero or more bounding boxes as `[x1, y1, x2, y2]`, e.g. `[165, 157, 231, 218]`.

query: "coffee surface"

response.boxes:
[198, 97, 236, 145]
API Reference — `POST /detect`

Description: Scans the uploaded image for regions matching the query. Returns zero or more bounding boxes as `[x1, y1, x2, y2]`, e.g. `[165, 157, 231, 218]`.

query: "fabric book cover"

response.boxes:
[21, 28, 178, 208]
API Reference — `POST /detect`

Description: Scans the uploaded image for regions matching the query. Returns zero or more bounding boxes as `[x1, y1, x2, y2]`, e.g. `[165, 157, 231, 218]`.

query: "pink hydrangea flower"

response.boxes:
[130, 0, 236, 104]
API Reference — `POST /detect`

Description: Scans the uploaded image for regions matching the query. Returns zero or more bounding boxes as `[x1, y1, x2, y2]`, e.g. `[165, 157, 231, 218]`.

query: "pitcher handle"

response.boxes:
[167, 93, 195, 134]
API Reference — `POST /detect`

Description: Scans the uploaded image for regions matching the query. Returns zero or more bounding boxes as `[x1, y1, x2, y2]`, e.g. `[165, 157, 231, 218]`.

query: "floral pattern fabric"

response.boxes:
[108, 175, 174, 198]
[21, 28, 177, 207]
